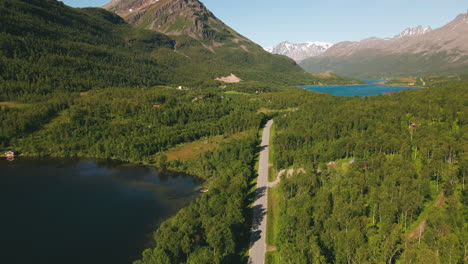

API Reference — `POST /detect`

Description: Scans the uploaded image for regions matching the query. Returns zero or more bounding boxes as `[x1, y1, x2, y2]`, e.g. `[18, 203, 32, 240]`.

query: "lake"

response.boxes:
[0, 158, 201, 264]
[299, 80, 421, 96]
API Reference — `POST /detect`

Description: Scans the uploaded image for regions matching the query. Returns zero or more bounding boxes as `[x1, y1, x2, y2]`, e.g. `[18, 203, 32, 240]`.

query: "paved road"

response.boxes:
[248, 120, 273, 264]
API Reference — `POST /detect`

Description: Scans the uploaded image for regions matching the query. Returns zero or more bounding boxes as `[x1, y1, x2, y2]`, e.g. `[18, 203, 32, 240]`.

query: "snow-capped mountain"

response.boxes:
[300, 13, 468, 78]
[396, 25, 432, 38]
[265, 41, 333, 62]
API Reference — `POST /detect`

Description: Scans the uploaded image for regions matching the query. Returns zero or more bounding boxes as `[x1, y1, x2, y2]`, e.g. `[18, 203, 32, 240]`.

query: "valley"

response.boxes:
[0, 0, 466, 264]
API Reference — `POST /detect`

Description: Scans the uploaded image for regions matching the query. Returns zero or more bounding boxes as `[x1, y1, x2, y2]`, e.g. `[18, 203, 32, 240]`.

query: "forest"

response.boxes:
[12, 87, 265, 163]
[0, 0, 357, 149]
[0, 1, 466, 264]
[135, 134, 259, 263]
[267, 83, 466, 263]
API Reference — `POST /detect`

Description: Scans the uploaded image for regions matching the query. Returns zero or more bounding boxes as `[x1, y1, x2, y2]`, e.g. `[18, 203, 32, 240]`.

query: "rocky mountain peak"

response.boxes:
[453, 12, 468, 22]
[103, 0, 235, 42]
[396, 25, 432, 38]
[266, 41, 333, 62]
[103, 0, 162, 17]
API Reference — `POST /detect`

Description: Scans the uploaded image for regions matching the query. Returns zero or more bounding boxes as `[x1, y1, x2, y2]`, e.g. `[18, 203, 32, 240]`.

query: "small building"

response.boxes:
[409, 123, 421, 129]
[5, 150, 19, 158]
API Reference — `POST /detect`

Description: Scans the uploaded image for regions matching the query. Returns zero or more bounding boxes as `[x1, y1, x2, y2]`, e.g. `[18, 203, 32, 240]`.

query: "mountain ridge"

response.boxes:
[101, 0, 357, 87]
[300, 12, 468, 78]
[396, 25, 432, 38]
[0, 0, 356, 104]
[103, 0, 249, 45]
[265, 41, 333, 62]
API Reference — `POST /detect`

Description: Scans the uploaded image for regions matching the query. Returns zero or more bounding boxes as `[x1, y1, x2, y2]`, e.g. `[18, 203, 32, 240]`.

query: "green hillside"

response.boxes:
[300, 51, 468, 79]
[0, 0, 179, 99]
[0, 0, 360, 149]
[0, 0, 351, 102]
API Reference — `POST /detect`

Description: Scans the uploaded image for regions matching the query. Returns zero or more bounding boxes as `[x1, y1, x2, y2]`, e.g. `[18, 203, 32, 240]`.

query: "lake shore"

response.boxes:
[299, 82, 422, 96]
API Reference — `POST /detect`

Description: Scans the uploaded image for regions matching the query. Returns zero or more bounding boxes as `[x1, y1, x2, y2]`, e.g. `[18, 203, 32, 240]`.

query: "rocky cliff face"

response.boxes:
[103, 0, 245, 42]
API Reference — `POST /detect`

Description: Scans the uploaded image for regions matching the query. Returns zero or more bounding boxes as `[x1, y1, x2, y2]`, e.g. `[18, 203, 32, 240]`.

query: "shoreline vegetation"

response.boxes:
[1, 1, 466, 264]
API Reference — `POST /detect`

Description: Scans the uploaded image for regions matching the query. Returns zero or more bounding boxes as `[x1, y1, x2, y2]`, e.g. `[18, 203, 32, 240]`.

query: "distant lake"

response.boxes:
[0, 158, 201, 264]
[299, 80, 421, 96]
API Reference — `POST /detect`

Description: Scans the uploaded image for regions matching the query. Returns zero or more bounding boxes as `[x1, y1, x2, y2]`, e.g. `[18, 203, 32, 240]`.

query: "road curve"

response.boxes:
[248, 120, 273, 264]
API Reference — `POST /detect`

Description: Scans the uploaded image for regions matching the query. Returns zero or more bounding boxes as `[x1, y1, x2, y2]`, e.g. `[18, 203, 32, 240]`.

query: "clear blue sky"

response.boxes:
[63, 0, 467, 47]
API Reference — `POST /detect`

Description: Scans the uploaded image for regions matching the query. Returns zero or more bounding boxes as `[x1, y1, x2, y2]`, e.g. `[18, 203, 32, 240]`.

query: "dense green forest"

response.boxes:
[0, 0, 359, 149]
[13, 87, 265, 162]
[267, 83, 467, 263]
[1, 1, 466, 264]
[0, 0, 352, 102]
[135, 134, 259, 263]
[300, 52, 468, 79]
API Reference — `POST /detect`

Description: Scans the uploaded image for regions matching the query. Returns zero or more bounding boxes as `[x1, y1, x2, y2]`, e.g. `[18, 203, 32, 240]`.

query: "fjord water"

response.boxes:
[0, 158, 201, 264]
[300, 80, 420, 96]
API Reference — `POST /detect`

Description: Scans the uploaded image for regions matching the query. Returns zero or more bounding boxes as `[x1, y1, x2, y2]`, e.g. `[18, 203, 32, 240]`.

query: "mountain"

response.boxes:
[0, 0, 182, 99]
[265, 41, 333, 62]
[103, 0, 242, 43]
[101, 0, 343, 87]
[396, 25, 432, 38]
[300, 13, 468, 78]
[1, 0, 339, 104]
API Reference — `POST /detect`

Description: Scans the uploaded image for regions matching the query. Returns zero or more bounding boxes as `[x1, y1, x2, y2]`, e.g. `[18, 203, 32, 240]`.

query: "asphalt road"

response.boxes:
[248, 120, 273, 264]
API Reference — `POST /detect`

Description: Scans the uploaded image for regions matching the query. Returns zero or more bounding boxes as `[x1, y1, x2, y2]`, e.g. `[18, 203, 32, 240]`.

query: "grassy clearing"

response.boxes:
[257, 107, 297, 115]
[268, 122, 277, 182]
[257, 108, 277, 114]
[224, 90, 250, 96]
[266, 122, 280, 263]
[267, 186, 280, 245]
[266, 187, 280, 264]
[164, 131, 249, 161]
[0, 102, 31, 108]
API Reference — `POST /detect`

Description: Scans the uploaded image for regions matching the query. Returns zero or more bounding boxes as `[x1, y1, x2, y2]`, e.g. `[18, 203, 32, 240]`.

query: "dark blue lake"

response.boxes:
[0, 158, 201, 264]
[299, 80, 421, 96]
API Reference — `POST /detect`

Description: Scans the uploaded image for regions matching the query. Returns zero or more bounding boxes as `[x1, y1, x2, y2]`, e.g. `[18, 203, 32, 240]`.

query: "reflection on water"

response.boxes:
[0, 157, 201, 264]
